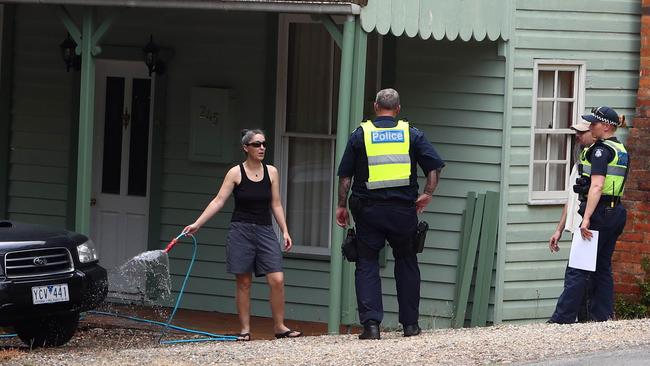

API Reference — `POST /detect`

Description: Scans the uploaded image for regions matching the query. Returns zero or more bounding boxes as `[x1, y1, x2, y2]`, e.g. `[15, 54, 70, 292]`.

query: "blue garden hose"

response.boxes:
[89, 232, 237, 344]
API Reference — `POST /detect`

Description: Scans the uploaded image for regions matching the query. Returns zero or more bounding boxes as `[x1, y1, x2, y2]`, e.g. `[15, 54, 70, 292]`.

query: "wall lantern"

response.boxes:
[143, 35, 165, 76]
[59, 33, 80, 72]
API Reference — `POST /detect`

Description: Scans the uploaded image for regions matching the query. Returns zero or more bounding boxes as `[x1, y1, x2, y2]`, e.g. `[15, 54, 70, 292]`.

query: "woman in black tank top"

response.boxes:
[183, 129, 301, 340]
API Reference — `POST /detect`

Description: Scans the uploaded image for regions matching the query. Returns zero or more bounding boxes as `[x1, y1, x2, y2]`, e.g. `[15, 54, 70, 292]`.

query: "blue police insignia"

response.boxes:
[594, 149, 603, 158]
[371, 130, 404, 143]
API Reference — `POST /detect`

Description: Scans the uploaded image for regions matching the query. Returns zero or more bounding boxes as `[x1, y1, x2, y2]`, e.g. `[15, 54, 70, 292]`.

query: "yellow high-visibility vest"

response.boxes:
[580, 139, 628, 197]
[361, 120, 411, 190]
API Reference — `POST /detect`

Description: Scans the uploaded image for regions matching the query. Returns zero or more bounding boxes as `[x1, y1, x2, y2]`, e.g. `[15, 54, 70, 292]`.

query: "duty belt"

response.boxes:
[599, 195, 621, 207]
[358, 198, 415, 207]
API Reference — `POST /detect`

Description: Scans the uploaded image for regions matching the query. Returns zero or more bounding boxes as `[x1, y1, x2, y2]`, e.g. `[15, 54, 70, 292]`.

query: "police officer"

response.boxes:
[549, 106, 628, 324]
[336, 88, 445, 339]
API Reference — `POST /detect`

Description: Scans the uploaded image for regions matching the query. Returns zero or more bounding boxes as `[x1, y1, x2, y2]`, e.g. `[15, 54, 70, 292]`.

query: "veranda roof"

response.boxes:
[2, 0, 367, 14]
[360, 0, 510, 41]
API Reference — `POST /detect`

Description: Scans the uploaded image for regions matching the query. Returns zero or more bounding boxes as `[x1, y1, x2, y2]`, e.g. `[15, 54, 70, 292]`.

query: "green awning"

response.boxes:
[360, 0, 510, 41]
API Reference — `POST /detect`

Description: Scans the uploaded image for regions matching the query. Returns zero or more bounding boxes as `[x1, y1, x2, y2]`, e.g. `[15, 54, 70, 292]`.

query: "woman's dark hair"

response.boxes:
[240, 129, 265, 145]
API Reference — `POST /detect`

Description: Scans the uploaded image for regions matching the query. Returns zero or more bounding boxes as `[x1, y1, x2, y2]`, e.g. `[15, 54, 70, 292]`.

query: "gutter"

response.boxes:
[1, 0, 362, 14]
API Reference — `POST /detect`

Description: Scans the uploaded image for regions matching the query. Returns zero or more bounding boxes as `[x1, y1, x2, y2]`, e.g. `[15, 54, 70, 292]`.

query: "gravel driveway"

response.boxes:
[2, 318, 650, 365]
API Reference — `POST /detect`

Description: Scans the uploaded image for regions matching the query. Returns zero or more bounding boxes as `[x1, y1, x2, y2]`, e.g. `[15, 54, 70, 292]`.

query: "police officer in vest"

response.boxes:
[336, 88, 445, 339]
[549, 106, 628, 324]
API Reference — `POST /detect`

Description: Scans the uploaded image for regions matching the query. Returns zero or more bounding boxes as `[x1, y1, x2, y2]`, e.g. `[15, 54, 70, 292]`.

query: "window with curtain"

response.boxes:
[281, 21, 337, 255]
[529, 61, 585, 204]
[276, 15, 380, 255]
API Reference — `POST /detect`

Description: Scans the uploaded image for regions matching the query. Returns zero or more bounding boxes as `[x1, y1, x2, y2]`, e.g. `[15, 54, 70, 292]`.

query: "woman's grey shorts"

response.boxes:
[226, 221, 283, 277]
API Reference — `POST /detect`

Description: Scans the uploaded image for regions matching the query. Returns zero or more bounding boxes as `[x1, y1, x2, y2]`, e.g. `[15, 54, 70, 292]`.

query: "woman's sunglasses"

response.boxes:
[246, 141, 266, 148]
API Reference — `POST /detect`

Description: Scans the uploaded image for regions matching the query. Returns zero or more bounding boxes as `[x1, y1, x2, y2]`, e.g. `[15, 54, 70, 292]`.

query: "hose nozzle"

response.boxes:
[164, 238, 179, 253]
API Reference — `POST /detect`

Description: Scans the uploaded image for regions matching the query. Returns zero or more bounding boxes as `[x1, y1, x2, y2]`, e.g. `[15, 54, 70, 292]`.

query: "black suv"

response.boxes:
[0, 220, 108, 347]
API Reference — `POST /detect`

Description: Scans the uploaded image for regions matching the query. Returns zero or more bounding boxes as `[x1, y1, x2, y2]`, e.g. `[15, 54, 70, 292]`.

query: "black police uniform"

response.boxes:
[337, 116, 445, 326]
[550, 137, 628, 323]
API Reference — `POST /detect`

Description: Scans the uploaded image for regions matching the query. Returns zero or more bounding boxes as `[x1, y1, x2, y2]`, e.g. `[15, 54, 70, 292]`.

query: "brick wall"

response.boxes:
[613, 0, 650, 296]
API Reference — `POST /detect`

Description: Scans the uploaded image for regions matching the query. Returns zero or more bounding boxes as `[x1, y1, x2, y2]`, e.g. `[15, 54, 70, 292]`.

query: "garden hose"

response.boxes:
[91, 232, 237, 344]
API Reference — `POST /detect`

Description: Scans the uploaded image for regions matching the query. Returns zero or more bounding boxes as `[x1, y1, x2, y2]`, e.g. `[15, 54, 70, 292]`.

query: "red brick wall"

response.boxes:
[613, 0, 650, 296]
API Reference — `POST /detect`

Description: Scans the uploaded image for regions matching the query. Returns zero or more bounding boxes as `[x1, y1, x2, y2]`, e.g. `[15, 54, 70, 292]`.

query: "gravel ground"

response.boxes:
[2, 319, 650, 365]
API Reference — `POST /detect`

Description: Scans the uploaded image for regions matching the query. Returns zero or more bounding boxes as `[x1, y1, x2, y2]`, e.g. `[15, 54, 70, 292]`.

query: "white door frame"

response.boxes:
[91, 59, 155, 298]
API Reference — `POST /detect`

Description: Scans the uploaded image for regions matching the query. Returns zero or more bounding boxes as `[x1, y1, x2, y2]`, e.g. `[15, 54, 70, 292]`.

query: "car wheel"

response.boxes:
[15, 312, 80, 348]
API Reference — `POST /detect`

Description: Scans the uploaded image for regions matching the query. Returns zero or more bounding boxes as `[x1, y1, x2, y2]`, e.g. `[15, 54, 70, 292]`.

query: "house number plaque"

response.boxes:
[189, 87, 234, 163]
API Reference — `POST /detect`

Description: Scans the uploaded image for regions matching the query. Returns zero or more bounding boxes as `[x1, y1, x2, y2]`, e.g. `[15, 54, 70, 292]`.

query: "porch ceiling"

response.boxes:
[2, 0, 366, 14]
[360, 0, 510, 41]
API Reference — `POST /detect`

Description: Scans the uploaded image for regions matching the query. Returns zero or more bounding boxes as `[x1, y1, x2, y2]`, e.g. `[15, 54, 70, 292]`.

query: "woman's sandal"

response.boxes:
[236, 333, 251, 341]
[274, 329, 303, 339]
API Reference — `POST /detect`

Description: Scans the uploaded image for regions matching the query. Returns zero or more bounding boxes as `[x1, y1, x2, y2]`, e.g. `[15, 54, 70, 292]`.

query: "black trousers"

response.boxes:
[350, 197, 419, 326]
[551, 203, 626, 323]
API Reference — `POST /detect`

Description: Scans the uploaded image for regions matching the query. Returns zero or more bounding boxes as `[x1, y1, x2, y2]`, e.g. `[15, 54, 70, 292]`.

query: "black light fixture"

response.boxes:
[143, 34, 165, 76]
[59, 33, 80, 72]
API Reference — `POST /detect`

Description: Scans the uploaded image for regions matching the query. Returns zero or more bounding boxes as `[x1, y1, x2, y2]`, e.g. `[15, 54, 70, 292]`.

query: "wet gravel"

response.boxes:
[2, 318, 650, 365]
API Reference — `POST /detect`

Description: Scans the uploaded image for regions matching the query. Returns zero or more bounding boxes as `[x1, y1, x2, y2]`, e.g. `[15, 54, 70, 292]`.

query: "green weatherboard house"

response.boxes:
[0, 0, 640, 331]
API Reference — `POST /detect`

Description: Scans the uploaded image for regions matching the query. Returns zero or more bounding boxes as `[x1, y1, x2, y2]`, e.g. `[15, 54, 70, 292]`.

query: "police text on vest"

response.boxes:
[371, 130, 405, 143]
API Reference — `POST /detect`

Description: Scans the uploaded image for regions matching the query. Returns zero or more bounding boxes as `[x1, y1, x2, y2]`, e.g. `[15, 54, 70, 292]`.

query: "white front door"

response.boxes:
[91, 60, 154, 298]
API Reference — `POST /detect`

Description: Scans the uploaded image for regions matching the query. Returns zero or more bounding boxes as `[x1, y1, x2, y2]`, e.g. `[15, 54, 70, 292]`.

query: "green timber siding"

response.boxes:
[8, 5, 76, 227]
[501, 0, 640, 323]
[9, 5, 331, 322]
[390, 38, 505, 328]
[0, 5, 15, 219]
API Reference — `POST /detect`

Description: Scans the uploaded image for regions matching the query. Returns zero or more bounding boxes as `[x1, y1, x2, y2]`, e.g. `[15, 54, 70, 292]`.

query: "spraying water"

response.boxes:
[89, 233, 238, 344]
[107, 249, 172, 304]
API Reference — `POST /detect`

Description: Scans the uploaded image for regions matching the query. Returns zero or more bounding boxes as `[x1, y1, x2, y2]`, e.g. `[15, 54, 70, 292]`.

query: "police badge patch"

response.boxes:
[594, 149, 603, 158]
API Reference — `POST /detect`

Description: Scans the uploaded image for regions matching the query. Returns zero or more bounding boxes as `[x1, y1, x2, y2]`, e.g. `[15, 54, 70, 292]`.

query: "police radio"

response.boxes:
[573, 176, 591, 202]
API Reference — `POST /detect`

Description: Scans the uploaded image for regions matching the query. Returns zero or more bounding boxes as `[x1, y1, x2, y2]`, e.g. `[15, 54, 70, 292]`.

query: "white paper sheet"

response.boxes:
[568, 229, 599, 272]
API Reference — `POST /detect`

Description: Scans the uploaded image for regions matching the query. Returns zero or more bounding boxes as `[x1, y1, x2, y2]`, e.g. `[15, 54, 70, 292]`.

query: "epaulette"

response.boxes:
[586, 140, 614, 161]
[592, 139, 613, 151]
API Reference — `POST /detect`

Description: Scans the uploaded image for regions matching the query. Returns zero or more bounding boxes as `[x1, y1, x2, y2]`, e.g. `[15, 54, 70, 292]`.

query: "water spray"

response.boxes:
[88, 231, 237, 344]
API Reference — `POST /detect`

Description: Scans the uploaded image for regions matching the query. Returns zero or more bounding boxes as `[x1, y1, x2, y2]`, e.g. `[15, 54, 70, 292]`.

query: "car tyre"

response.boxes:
[15, 312, 80, 348]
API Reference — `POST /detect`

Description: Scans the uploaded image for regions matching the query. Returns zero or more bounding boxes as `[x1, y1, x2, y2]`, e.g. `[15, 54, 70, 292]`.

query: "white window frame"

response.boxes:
[274, 14, 338, 256]
[274, 14, 382, 255]
[528, 60, 586, 205]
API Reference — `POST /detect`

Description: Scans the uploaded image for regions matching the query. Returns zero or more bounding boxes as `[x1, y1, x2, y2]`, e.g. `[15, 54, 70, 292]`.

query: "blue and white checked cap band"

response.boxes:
[581, 106, 620, 126]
